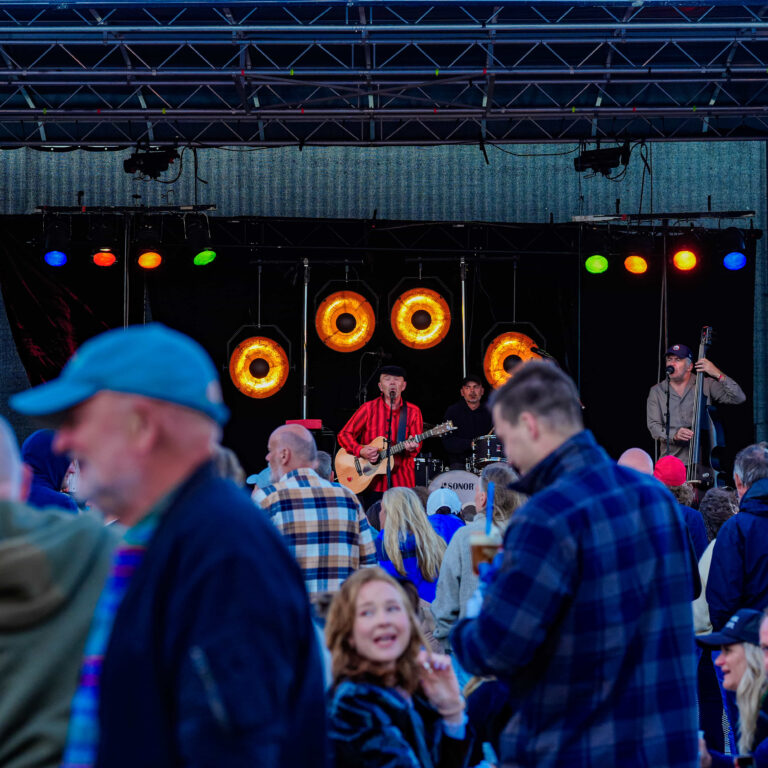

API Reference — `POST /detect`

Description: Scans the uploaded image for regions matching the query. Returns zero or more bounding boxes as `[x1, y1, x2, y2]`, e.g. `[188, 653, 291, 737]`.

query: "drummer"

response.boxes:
[442, 374, 493, 470]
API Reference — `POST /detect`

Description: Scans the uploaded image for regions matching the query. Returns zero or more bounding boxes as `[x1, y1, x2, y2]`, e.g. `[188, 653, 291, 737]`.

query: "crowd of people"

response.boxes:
[0, 321, 765, 768]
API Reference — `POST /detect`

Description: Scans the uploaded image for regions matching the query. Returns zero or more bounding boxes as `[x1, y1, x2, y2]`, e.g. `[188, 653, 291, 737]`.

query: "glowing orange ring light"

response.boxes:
[315, 291, 376, 353]
[483, 332, 541, 389]
[229, 336, 289, 399]
[390, 287, 451, 349]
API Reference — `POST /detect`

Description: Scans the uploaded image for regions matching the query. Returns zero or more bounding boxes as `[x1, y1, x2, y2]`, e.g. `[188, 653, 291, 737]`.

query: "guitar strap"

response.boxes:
[397, 401, 408, 443]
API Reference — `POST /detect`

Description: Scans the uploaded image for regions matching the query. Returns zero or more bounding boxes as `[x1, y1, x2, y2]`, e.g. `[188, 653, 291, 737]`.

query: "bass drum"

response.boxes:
[428, 470, 478, 506]
[472, 434, 505, 471]
[414, 457, 444, 487]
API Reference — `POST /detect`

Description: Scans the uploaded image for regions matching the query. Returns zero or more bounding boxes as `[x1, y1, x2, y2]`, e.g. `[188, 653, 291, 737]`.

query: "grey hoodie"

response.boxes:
[0, 501, 118, 768]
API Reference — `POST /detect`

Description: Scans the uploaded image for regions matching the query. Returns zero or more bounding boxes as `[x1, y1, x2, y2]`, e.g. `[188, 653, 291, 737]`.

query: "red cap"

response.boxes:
[653, 455, 687, 487]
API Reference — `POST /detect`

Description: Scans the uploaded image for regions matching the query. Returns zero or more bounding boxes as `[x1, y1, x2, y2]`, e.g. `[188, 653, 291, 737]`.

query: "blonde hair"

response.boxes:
[325, 568, 427, 692]
[478, 463, 527, 532]
[737, 642, 768, 754]
[381, 486, 446, 582]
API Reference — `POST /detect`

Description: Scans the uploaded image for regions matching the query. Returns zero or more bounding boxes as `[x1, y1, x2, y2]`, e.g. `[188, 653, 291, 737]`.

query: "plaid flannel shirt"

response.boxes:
[253, 468, 377, 597]
[451, 430, 698, 768]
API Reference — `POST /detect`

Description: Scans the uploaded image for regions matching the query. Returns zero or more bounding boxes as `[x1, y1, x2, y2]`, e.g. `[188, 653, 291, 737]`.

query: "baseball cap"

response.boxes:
[10, 323, 229, 425]
[653, 455, 687, 486]
[665, 344, 693, 360]
[696, 609, 763, 648]
[461, 374, 484, 387]
[426, 488, 462, 517]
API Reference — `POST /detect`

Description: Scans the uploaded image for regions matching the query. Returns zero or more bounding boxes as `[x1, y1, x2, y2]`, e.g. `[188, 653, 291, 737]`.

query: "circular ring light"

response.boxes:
[315, 291, 376, 352]
[390, 287, 450, 349]
[229, 336, 289, 399]
[483, 331, 541, 389]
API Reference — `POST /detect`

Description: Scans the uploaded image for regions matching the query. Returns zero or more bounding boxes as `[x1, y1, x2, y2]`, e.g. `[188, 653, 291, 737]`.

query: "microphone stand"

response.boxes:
[385, 390, 395, 490]
[665, 370, 672, 455]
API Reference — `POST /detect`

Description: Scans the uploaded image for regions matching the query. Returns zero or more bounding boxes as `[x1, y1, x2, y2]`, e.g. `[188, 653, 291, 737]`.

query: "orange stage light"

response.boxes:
[315, 291, 376, 352]
[624, 255, 648, 274]
[672, 249, 697, 271]
[229, 336, 289, 399]
[138, 250, 162, 270]
[483, 331, 541, 389]
[390, 287, 450, 349]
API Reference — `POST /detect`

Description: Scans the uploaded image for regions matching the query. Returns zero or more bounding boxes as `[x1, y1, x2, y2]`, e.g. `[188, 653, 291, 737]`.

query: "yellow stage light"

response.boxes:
[229, 336, 289, 399]
[483, 331, 541, 389]
[390, 287, 450, 349]
[315, 291, 376, 352]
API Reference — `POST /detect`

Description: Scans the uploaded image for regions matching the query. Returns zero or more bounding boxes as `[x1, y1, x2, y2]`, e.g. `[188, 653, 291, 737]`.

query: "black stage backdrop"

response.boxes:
[0, 215, 756, 479]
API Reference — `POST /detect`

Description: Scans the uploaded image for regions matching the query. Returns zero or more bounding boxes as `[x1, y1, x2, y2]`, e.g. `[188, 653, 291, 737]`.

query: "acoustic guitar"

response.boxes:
[335, 421, 455, 494]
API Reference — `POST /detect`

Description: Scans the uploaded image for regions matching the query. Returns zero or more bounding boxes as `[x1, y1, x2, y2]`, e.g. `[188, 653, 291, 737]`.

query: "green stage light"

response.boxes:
[193, 248, 217, 266]
[585, 254, 608, 274]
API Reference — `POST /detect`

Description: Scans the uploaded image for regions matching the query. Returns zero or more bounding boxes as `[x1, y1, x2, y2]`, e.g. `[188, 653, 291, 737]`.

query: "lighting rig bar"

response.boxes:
[1, 3, 768, 145]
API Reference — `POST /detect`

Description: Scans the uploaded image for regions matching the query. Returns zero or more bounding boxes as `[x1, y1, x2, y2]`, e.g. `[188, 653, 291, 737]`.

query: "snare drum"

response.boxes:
[428, 470, 478, 506]
[472, 434, 505, 471]
[414, 457, 444, 487]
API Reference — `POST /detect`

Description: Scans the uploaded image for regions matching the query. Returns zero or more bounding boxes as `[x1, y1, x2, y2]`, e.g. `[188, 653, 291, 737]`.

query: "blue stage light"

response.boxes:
[723, 251, 747, 271]
[44, 250, 67, 267]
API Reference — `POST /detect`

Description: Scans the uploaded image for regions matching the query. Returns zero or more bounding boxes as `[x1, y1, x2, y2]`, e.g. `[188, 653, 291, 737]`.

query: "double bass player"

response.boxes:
[646, 342, 745, 464]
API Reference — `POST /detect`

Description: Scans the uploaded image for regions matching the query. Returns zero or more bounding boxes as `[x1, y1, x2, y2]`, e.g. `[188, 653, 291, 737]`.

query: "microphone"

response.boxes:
[389, 389, 396, 403]
[364, 347, 392, 360]
[531, 345, 555, 361]
[666, 365, 675, 376]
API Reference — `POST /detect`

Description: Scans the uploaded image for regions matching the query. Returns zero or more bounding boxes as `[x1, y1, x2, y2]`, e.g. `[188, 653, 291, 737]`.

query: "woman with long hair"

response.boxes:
[326, 567, 471, 768]
[376, 487, 447, 602]
[698, 609, 768, 766]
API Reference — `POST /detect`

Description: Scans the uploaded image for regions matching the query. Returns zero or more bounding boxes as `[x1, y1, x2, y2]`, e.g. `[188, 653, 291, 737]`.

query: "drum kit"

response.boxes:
[420, 433, 505, 504]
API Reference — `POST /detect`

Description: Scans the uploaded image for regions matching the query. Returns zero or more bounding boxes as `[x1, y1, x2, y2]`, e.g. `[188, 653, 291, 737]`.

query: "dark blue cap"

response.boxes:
[665, 344, 693, 360]
[10, 323, 229, 425]
[696, 609, 763, 648]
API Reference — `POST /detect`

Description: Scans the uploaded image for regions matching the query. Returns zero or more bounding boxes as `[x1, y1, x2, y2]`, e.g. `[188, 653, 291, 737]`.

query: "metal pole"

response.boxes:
[122, 214, 130, 328]
[302, 257, 310, 419]
[460, 256, 467, 377]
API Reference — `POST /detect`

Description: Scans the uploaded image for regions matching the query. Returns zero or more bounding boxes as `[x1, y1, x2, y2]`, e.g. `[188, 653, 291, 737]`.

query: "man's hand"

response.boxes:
[360, 445, 379, 462]
[695, 357, 722, 379]
[404, 438, 419, 453]
[674, 427, 694, 442]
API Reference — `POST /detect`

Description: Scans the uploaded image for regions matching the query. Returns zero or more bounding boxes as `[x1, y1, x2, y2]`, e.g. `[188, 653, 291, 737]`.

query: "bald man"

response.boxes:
[253, 424, 377, 599]
[617, 447, 655, 475]
[0, 416, 117, 768]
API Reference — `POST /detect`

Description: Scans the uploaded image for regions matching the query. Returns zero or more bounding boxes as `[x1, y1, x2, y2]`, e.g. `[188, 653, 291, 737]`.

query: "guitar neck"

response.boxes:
[379, 425, 443, 459]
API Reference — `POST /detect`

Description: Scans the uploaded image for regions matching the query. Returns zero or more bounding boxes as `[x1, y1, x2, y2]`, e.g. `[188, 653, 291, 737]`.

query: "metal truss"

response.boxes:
[3, 2, 768, 146]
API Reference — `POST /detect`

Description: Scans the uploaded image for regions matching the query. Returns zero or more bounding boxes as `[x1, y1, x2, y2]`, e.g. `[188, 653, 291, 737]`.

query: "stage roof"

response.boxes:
[1, 1, 768, 147]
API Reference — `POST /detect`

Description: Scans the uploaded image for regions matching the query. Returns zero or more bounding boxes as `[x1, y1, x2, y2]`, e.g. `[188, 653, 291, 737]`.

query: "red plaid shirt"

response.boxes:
[337, 396, 423, 491]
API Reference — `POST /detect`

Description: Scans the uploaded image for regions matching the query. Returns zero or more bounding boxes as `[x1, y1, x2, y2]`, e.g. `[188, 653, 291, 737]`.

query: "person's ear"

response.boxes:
[519, 411, 539, 440]
[401, 380, 407, 393]
[734, 474, 747, 500]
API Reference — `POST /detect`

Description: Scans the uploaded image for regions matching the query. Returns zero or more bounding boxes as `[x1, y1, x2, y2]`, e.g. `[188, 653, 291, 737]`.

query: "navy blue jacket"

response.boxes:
[21, 429, 78, 513]
[679, 504, 708, 561]
[707, 477, 768, 631]
[96, 462, 329, 768]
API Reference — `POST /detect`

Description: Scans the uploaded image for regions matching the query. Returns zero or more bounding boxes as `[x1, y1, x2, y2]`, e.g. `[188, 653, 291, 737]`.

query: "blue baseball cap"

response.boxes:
[665, 343, 693, 361]
[696, 609, 763, 648]
[10, 323, 229, 425]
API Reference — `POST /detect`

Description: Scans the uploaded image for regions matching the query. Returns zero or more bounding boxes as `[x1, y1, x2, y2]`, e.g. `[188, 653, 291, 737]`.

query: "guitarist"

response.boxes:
[337, 365, 423, 503]
[646, 343, 745, 463]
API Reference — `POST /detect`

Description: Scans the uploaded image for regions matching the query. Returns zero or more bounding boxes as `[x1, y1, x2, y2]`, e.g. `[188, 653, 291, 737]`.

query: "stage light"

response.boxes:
[229, 336, 289, 399]
[585, 254, 608, 274]
[123, 147, 179, 179]
[44, 250, 67, 267]
[483, 331, 542, 389]
[135, 218, 163, 269]
[672, 249, 697, 271]
[93, 248, 117, 267]
[186, 214, 217, 266]
[316, 290, 375, 352]
[390, 287, 450, 349]
[42, 217, 70, 267]
[721, 228, 747, 271]
[138, 250, 162, 269]
[624, 255, 648, 274]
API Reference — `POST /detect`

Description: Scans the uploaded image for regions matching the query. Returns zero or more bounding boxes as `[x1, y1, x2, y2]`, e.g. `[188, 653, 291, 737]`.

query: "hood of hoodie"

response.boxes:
[0, 500, 117, 630]
[21, 429, 78, 513]
[740, 477, 768, 518]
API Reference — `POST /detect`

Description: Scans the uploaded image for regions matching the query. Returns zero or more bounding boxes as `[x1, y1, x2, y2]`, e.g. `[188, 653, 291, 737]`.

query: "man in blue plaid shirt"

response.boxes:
[451, 363, 698, 767]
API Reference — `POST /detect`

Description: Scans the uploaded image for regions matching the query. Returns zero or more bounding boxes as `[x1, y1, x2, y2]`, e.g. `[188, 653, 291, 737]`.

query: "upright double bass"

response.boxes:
[686, 325, 726, 491]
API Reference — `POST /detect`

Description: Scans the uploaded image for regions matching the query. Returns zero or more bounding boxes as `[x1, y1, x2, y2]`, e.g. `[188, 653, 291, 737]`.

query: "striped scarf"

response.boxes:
[60, 512, 160, 768]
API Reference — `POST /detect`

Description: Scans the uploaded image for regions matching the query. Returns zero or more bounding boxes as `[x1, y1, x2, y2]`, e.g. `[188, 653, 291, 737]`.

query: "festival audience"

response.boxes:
[325, 567, 472, 767]
[0, 417, 118, 768]
[10, 323, 328, 768]
[698, 609, 768, 767]
[253, 424, 377, 599]
[426, 487, 465, 544]
[20, 429, 78, 513]
[376, 486, 447, 602]
[431, 463, 524, 653]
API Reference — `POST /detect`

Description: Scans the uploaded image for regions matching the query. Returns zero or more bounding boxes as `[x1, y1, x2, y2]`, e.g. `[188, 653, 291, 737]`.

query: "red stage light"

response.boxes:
[93, 249, 117, 267]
